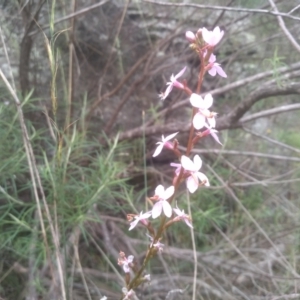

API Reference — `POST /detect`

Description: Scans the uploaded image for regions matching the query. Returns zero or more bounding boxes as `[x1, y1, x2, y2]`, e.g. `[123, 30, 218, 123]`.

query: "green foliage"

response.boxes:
[0, 99, 134, 298]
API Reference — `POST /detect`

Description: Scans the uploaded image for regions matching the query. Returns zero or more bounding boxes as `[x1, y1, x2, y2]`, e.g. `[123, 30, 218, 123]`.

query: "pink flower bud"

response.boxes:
[185, 31, 196, 42]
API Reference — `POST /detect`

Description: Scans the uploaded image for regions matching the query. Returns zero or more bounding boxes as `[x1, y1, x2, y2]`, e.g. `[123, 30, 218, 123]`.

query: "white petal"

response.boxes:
[210, 129, 222, 145]
[212, 27, 224, 45]
[153, 143, 164, 157]
[123, 264, 130, 273]
[152, 202, 163, 219]
[163, 84, 173, 99]
[216, 65, 227, 78]
[165, 132, 178, 142]
[128, 255, 134, 263]
[174, 66, 186, 79]
[203, 94, 213, 109]
[193, 113, 205, 130]
[197, 172, 210, 186]
[173, 207, 182, 216]
[155, 185, 164, 197]
[163, 186, 175, 200]
[129, 219, 139, 231]
[208, 67, 217, 76]
[162, 201, 172, 217]
[186, 176, 198, 193]
[193, 155, 202, 170]
[209, 53, 216, 63]
[142, 211, 152, 219]
[190, 93, 204, 108]
[181, 155, 196, 171]
[207, 117, 216, 128]
[201, 27, 210, 44]
[184, 219, 193, 228]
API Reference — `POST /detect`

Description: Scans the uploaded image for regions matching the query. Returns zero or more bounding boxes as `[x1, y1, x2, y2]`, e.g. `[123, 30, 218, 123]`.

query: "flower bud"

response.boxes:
[185, 31, 196, 42]
[196, 28, 203, 39]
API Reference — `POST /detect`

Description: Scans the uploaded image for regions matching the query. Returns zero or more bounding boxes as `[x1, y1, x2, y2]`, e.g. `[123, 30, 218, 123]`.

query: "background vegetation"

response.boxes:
[0, 0, 300, 299]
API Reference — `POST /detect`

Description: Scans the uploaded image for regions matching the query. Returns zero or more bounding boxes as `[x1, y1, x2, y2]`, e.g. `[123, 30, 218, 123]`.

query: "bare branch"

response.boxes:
[142, 0, 300, 21]
[268, 0, 300, 53]
[240, 103, 300, 124]
[217, 82, 300, 130]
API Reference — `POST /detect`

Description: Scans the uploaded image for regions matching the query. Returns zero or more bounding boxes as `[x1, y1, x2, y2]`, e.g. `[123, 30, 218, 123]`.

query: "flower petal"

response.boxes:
[162, 201, 172, 217]
[190, 93, 204, 108]
[155, 185, 164, 197]
[207, 117, 216, 128]
[152, 202, 163, 219]
[165, 132, 178, 142]
[129, 219, 139, 231]
[193, 155, 202, 170]
[174, 66, 187, 80]
[153, 143, 164, 157]
[173, 207, 182, 216]
[186, 176, 198, 193]
[181, 155, 196, 171]
[209, 53, 216, 63]
[201, 27, 211, 44]
[216, 65, 227, 78]
[197, 172, 210, 186]
[163, 186, 175, 200]
[203, 94, 213, 109]
[208, 67, 217, 76]
[193, 113, 206, 130]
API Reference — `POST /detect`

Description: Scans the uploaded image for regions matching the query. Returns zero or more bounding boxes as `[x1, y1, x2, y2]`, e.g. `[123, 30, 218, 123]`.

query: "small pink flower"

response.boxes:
[128, 211, 152, 231]
[181, 155, 210, 193]
[170, 162, 181, 176]
[207, 54, 227, 78]
[173, 205, 193, 228]
[202, 127, 222, 145]
[151, 185, 174, 218]
[202, 26, 224, 47]
[122, 288, 135, 300]
[147, 234, 164, 252]
[159, 67, 186, 100]
[118, 252, 134, 273]
[190, 93, 216, 129]
[153, 132, 178, 157]
[185, 30, 196, 42]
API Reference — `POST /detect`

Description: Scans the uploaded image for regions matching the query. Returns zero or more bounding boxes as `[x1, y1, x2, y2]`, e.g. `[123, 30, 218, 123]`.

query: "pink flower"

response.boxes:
[190, 93, 216, 129]
[185, 30, 196, 42]
[122, 288, 135, 300]
[118, 252, 134, 273]
[147, 234, 164, 252]
[202, 127, 222, 145]
[207, 54, 227, 78]
[202, 26, 224, 47]
[151, 185, 174, 218]
[173, 205, 193, 228]
[181, 155, 210, 193]
[153, 132, 178, 157]
[128, 211, 152, 231]
[170, 162, 181, 176]
[159, 67, 186, 100]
